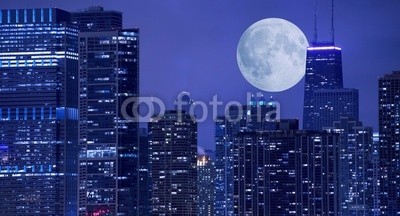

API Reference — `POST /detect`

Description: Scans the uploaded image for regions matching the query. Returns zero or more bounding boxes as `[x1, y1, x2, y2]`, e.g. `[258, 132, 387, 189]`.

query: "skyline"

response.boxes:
[2, 1, 400, 150]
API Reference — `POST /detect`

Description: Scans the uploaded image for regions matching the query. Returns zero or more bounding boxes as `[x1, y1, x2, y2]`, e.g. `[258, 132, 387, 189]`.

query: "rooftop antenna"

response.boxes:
[313, 0, 318, 44]
[331, 0, 335, 44]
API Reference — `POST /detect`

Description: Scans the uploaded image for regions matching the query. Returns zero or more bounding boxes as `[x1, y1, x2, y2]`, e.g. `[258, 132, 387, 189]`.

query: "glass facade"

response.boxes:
[71, 6, 122, 32]
[214, 96, 278, 216]
[313, 88, 359, 130]
[234, 130, 339, 215]
[197, 155, 215, 216]
[378, 71, 400, 215]
[325, 118, 374, 216]
[0, 8, 79, 215]
[77, 28, 139, 215]
[215, 95, 290, 215]
[148, 110, 198, 215]
[303, 42, 343, 130]
[139, 128, 151, 216]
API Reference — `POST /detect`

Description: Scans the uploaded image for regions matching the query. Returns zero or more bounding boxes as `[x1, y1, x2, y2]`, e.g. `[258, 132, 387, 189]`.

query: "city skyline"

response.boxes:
[2, 0, 399, 150]
[0, 2, 399, 216]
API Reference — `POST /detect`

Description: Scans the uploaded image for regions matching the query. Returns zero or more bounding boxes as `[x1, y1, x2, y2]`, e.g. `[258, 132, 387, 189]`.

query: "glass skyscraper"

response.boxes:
[303, 42, 343, 130]
[313, 88, 359, 130]
[214, 96, 277, 216]
[234, 130, 339, 215]
[139, 128, 151, 216]
[73, 8, 140, 215]
[148, 110, 198, 215]
[378, 71, 400, 215]
[197, 155, 215, 216]
[0, 8, 79, 215]
[71, 6, 122, 32]
[325, 117, 374, 216]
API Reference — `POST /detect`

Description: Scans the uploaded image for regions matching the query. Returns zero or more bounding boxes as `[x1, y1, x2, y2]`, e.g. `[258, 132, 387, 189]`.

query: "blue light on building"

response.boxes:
[0, 8, 79, 215]
[303, 42, 343, 130]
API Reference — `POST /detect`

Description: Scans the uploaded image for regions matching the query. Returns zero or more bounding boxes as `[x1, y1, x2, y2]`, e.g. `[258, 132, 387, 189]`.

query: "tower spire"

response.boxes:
[331, 0, 335, 44]
[313, 0, 318, 44]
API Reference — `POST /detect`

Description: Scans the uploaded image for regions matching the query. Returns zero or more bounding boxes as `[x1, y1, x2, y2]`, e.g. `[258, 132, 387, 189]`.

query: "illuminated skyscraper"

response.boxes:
[325, 117, 373, 216]
[71, 6, 122, 32]
[378, 71, 400, 215]
[73, 8, 140, 215]
[303, 43, 343, 130]
[198, 155, 215, 216]
[139, 128, 151, 216]
[0, 8, 79, 215]
[234, 130, 339, 215]
[371, 133, 380, 216]
[149, 110, 198, 215]
[214, 96, 277, 216]
[313, 88, 359, 130]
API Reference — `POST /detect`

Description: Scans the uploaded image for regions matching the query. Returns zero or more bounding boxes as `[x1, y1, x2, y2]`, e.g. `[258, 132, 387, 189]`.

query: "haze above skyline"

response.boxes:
[2, 0, 400, 149]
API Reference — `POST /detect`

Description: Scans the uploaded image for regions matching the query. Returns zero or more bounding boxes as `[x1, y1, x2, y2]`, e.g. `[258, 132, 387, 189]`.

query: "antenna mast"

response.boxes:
[331, 0, 335, 44]
[313, 0, 318, 44]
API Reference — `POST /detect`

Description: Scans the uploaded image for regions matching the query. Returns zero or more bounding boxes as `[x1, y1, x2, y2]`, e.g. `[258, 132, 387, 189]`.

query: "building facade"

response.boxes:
[214, 96, 277, 215]
[148, 110, 198, 215]
[74, 8, 140, 215]
[303, 43, 343, 130]
[378, 71, 400, 215]
[0, 8, 79, 215]
[139, 128, 151, 216]
[234, 130, 339, 215]
[71, 6, 122, 32]
[313, 88, 359, 130]
[198, 155, 215, 216]
[325, 117, 374, 216]
[371, 133, 380, 216]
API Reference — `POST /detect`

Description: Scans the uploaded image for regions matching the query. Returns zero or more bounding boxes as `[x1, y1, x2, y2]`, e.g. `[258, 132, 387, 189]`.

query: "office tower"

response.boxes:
[313, 88, 359, 130]
[214, 117, 234, 216]
[246, 95, 279, 130]
[74, 7, 140, 215]
[0, 8, 79, 215]
[214, 95, 276, 216]
[378, 71, 400, 215]
[371, 133, 380, 216]
[325, 117, 373, 216]
[139, 128, 151, 216]
[148, 110, 198, 215]
[234, 130, 339, 215]
[198, 155, 215, 216]
[303, 43, 343, 130]
[71, 6, 122, 32]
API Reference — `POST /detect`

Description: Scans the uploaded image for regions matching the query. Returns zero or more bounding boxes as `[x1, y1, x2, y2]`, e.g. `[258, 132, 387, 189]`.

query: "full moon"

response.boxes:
[237, 18, 309, 92]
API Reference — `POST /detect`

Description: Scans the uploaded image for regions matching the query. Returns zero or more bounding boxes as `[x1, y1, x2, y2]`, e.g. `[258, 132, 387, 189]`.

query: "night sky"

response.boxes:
[3, 0, 400, 150]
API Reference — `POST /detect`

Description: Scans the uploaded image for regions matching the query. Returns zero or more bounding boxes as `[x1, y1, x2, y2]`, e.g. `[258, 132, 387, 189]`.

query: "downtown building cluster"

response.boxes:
[214, 41, 397, 216]
[0, 7, 141, 215]
[0, 5, 399, 216]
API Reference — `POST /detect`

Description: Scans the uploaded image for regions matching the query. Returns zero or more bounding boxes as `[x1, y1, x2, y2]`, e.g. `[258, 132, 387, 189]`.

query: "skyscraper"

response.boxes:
[214, 95, 277, 216]
[148, 110, 198, 215]
[139, 128, 151, 216]
[71, 6, 122, 32]
[73, 8, 140, 215]
[371, 133, 380, 216]
[378, 71, 400, 215]
[324, 117, 373, 216]
[198, 155, 215, 216]
[303, 43, 343, 130]
[313, 88, 359, 130]
[0, 8, 79, 215]
[234, 130, 339, 215]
